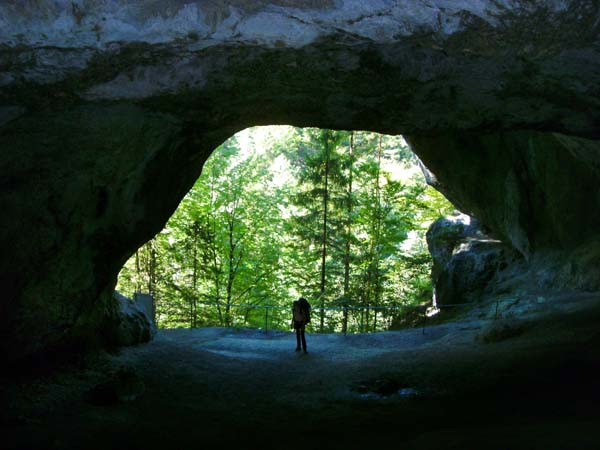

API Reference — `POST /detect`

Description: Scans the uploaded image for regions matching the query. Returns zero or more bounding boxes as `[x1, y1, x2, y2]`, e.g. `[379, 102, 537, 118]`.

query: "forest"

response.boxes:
[117, 127, 454, 333]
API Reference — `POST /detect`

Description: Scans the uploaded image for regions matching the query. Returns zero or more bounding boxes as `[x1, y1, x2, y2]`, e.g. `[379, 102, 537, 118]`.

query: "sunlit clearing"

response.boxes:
[117, 126, 455, 333]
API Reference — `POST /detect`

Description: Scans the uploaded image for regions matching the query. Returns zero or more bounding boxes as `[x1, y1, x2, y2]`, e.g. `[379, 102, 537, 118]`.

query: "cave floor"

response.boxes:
[3, 293, 600, 450]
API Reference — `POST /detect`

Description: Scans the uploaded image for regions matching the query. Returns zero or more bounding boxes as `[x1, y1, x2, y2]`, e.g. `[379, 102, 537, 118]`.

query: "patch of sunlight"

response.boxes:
[236, 125, 295, 158]
[385, 160, 422, 184]
[237, 125, 296, 189]
[205, 349, 274, 360]
[400, 229, 421, 252]
[458, 213, 471, 225]
[426, 306, 440, 317]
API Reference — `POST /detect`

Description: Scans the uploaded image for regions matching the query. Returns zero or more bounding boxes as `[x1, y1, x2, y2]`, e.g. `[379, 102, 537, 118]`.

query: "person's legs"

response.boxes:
[301, 326, 307, 353]
[295, 327, 301, 351]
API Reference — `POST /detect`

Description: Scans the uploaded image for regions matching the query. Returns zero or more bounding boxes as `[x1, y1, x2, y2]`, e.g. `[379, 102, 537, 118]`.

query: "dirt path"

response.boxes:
[4, 294, 600, 449]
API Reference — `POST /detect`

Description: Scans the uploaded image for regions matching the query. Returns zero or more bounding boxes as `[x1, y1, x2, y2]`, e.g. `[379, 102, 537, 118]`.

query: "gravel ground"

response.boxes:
[3, 293, 600, 450]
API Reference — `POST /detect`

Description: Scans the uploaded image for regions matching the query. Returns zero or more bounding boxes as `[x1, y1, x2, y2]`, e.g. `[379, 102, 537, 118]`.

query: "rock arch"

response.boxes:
[1, 0, 599, 359]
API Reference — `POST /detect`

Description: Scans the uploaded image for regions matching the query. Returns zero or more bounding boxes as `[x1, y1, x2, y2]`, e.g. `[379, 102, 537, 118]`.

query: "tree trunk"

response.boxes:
[365, 230, 374, 332]
[148, 240, 157, 297]
[372, 136, 383, 332]
[191, 221, 199, 328]
[226, 215, 235, 327]
[342, 132, 354, 334]
[135, 249, 142, 293]
[207, 180, 224, 327]
[319, 132, 330, 333]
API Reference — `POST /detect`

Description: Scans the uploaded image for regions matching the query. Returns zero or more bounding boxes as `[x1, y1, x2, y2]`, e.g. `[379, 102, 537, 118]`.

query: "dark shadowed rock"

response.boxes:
[413, 130, 600, 296]
[86, 365, 145, 406]
[475, 320, 527, 344]
[112, 291, 157, 347]
[426, 214, 523, 305]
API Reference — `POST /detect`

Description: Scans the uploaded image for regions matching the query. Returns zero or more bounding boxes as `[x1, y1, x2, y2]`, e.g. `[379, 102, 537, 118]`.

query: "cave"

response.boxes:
[2, 1, 600, 448]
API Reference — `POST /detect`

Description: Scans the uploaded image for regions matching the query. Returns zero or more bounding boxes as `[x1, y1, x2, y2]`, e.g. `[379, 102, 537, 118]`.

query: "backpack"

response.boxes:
[293, 302, 304, 322]
[298, 298, 311, 324]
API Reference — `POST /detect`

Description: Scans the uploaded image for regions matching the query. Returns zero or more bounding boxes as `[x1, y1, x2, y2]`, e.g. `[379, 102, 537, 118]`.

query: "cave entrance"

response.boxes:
[116, 126, 454, 334]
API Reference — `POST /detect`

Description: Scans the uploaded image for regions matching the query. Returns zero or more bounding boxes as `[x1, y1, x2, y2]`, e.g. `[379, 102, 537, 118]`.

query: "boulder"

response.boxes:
[426, 214, 523, 305]
[86, 365, 146, 406]
[475, 319, 527, 344]
[112, 291, 157, 347]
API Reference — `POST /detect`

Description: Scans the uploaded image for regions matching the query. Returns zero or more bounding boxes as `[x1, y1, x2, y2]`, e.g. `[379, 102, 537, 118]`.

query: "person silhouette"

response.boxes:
[292, 297, 311, 353]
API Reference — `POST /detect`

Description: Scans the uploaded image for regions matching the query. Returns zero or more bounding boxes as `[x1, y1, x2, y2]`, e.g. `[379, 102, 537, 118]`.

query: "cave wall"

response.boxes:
[0, 105, 221, 357]
[408, 131, 600, 256]
[408, 131, 600, 293]
[1, 1, 599, 359]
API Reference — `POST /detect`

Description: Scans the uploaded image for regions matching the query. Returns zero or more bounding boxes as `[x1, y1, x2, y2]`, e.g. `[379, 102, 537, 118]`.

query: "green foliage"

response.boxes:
[117, 126, 454, 332]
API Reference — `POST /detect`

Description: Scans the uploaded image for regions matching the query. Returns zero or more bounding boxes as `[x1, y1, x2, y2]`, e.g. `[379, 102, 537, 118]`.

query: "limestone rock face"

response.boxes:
[2, 1, 599, 136]
[426, 214, 522, 305]
[0, 104, 209, 359]
[410, 132, 600, 257]
[112, 292, 157, 347]
[410, 130, 600, 295]
[1, 1, 599, 359]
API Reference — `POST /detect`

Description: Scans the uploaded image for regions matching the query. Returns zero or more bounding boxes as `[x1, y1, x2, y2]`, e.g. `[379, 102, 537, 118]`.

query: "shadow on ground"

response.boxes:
[3, 294, 600, 449]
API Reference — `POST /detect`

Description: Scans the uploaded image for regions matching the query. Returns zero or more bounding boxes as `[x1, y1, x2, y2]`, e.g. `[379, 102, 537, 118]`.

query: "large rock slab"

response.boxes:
[0, 1, 599, 359]
[426, 214, 523, 305]
[1, 1, 599, 136]
[112, 291, 157, 347]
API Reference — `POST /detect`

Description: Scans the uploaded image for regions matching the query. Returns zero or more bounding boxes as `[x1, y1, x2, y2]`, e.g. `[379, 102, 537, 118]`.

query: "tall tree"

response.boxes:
[341, 131, 355, 334]
[289, 129, 349, 332]
[116, 126, 455, 333]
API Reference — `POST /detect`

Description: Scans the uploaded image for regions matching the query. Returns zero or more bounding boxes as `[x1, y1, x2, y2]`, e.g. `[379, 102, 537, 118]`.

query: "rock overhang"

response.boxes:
[1, 0, 600, 359]
[0, 1, 523, 49]
[1, 1, 599, 137]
